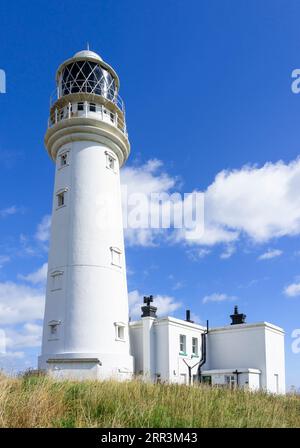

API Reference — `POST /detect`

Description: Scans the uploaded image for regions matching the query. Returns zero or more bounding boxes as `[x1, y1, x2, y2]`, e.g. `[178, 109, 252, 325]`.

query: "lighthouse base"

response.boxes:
[38, 353, 134, 381]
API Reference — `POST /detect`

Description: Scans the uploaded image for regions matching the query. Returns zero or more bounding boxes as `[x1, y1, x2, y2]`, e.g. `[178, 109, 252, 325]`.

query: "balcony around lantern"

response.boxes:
[48, 100, 127, 136]
[50, 80, 125, 113]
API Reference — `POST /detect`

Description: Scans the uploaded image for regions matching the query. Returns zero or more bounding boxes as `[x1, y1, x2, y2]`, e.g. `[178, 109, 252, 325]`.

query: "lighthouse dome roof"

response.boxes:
[73, 50, 103, 61]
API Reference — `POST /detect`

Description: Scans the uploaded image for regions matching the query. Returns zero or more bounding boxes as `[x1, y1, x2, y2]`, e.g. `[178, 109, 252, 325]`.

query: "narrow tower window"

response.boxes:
[56, 188, 68, 208]
[110, 247, 122, 267]
[48, 320, 61, 340]
[58, 151, 69, 168]
[89, 102, 96, 112]
[77, 102, 84, 111]
[114, 322, 126, 341]
[106, 151, 117, 172]
[50, 270, 64, 291]
[57, 192, 65, 207]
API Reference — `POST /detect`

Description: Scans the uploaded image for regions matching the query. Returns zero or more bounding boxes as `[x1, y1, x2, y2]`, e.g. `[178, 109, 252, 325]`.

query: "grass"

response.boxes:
[0, 373, 299, 428]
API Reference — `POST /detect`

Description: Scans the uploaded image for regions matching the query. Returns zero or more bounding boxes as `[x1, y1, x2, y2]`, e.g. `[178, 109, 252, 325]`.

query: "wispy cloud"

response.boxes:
[187, 248, 211, 261]
[0, 281, 45, 325]
[202, 293, 237, 304]
[0, 255, 10, 268]
[283, 282, 300, 298]
[0, 206, 22, 218]
[220, 245, 236, 259]
[258, 249, 283, 260]
[35, 215, 51, 243]
[18, 263, 48, 286]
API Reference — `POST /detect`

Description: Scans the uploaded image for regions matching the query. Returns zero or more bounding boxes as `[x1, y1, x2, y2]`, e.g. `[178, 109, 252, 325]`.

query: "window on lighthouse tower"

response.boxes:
[110, 247, 122, 267]
[59, 152, 68, 168]
[105, 151, 117, 172]
[56, 188, 68, 208]
[114, 322, 126, 341]
[48, 320, 61, 340]
[57, 192, 65, 207]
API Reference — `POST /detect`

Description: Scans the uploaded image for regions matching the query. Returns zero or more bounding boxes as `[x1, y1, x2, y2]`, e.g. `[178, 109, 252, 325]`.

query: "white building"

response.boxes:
[131, 301, 285, 394]
[39, 50, 285, 393]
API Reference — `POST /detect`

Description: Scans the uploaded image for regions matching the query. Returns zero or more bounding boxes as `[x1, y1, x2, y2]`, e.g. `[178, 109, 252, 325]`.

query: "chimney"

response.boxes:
[185, 309, 194, 323]
[141, 295, 157, 318]
[230, 305, 246, 325]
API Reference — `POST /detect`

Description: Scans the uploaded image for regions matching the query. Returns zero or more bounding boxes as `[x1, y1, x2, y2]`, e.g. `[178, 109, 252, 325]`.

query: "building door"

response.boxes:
[201, 375, 212, 385]
[180, 373, 187, 384]
[225, 375, 236, 389]
[274, 374, 279, 394]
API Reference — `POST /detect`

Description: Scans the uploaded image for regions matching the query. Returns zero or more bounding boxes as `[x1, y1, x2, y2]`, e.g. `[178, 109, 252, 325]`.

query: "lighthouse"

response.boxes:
[38, 49, 134, 380]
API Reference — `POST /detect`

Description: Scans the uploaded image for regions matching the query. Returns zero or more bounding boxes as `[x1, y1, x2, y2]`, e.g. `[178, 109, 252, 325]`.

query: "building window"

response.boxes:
[179, 334, 186, 354]
[48, 320, 61, 340]
[58, 151, 69, 168]
[115, 322, 126, 341]
[110, 246, 122, 267]
[56, 189, 68, 208]
[77, 102, 84, 111]
[225, 375, 236, 389]
[50, 270, 63, 291]
[105, 151, 116, 172]
[57, 192, 65, 207]
[192, 337, 198, 356]
[89, 102, 96, 112]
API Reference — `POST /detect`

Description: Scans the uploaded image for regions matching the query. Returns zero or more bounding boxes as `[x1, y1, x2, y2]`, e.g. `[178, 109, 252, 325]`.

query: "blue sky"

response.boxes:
[0, 0, 300, 388]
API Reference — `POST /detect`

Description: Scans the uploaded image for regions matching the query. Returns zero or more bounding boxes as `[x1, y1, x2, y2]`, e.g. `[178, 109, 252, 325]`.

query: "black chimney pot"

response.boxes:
[230, 305, 246, 325]
[185, 309, 194, 323]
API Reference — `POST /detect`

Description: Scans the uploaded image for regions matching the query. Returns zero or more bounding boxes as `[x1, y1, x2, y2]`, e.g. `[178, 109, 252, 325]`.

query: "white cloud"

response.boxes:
[0, 255, 10, 268]
[283, 282, 300, 297]
[202, 293, 237, 304]
[35, 215, 51, 243]
[128, 290, 181, 318]
[220, 245, 236, 259]
[19, 263, 48, 285]
[0, 351, 24, 359]
[5, 323, 43, 349]
[121, 157, 300, 250]
[0, 206, 19, 218]
[204, 158, 300, 244]
[0, 281, 45, 325]
[258, 249, 283, 260]
[187, 248, 211, 261]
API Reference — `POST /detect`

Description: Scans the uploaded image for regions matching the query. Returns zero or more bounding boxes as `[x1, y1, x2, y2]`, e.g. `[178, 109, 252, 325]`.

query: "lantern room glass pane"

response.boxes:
[61, 61, 115, 98]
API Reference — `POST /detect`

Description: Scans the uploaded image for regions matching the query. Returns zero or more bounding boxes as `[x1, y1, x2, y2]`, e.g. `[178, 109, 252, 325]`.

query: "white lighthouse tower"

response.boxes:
[38, 49, 134, 380]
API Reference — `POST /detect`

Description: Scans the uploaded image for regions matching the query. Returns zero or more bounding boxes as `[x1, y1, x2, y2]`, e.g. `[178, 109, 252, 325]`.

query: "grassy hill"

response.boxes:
[0, 373, 299, 428]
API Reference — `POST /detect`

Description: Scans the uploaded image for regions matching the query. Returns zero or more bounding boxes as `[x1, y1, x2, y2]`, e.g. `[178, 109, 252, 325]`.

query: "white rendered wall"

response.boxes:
[265, 326, 286, 393]
[150, 318, 205, 384]
[39, 139, 134, 378]
[205, 323, 285, 393]
[48, 362, 100, 380]
[129, 323, 143, 375]
[142, 317, 156, 380]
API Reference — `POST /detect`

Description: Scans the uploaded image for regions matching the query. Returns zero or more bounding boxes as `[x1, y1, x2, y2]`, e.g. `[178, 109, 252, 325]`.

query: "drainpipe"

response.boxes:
[197, 320, 209, 383]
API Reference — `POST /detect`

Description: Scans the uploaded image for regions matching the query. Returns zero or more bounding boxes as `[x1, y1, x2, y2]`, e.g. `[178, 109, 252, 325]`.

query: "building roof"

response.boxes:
[73, 49, 103, 61]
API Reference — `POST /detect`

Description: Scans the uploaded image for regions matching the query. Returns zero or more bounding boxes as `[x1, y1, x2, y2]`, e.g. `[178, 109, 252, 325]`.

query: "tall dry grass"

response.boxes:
[0, 372, 299, 428]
